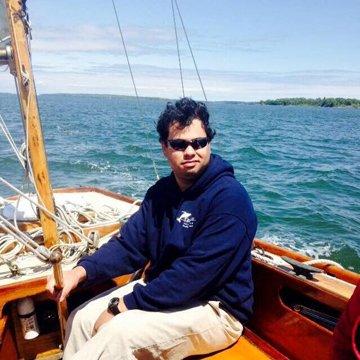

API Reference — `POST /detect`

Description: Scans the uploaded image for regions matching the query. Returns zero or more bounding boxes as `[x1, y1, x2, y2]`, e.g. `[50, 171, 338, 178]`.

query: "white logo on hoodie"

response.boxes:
[176, 211, 196, 228]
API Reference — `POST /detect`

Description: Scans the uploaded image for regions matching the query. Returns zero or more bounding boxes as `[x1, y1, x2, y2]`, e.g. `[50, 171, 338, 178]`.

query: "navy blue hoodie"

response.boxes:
[78, 154, 257, 322]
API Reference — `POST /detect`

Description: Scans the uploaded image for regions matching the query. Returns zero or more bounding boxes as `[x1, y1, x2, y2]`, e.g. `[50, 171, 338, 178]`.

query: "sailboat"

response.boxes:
[0, 1, 358, 359]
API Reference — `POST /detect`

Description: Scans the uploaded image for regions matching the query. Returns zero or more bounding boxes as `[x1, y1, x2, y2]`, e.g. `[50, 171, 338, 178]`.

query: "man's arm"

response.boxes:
[77, 195, 150, 282]
[46, 265, 87, 302]
[46, 193, 151, 300]
[122, 213, 252, 311]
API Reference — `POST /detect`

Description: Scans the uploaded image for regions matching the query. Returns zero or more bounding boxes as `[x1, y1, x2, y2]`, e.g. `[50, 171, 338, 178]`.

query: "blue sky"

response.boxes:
[1, 0, 360, 101]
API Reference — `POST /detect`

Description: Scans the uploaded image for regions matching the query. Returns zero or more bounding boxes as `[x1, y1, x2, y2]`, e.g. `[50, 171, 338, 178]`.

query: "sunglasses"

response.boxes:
[167, 137, 209, 151]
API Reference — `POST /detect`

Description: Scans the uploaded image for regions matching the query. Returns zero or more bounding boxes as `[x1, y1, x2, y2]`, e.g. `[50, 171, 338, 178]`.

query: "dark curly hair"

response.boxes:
[156, 97, 216, 143]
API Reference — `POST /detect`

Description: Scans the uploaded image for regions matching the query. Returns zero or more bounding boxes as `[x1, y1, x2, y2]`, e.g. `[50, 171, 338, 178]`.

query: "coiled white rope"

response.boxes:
[0, 234, 24, 260]
[1, 176, 90, 243]
[0, 178, 140, 266]
[303, 259, 344, 269]
[0, 214, 49, 261]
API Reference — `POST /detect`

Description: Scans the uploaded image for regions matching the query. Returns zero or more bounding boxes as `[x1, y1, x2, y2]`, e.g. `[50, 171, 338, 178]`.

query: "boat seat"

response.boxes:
[189, 328, 287, 360]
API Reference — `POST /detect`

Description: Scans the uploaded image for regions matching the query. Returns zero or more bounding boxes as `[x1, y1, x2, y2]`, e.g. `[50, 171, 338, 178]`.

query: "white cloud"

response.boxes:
[1, 21, 360, 102]
[31, 24, 175, 56]
[8, 65, 358, 101]
[2, 61, 360, 101]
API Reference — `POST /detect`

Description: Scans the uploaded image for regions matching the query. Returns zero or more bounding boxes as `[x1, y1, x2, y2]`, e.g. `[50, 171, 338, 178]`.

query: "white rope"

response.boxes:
[0, 176, 89, 243]
[0, 177, 141, 266]
[303, 259, 344, 269]
[0, 214, 49, 261]
[49, 243, 87, 264]
[1, 176, 140, 230]
[0, 235, 24, 260]
[252, 247, 345, 271]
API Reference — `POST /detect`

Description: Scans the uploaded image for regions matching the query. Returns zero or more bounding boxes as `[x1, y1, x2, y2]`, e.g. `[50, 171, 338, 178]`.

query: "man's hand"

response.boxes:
[46, 266, 87, 302]
[92, 298, 128, 336]
[92, 309, 114, 336]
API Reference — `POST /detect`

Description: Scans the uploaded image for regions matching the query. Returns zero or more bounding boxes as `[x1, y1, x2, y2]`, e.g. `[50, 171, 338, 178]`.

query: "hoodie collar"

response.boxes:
[172, 154, 234, 197]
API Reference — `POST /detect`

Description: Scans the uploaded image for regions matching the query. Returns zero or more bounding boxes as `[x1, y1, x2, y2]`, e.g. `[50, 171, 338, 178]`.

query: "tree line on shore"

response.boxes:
[259, 97, 360, 108]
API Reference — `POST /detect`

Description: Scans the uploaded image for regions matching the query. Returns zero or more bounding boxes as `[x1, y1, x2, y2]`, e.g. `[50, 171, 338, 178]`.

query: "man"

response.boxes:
[47, 97, 257, 359]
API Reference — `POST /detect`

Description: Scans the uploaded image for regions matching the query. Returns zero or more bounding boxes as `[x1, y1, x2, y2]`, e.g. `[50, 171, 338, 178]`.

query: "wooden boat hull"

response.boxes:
[0, 187, 358, 359]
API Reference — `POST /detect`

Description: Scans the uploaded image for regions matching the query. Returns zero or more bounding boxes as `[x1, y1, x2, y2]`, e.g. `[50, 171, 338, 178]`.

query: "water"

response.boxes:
[0, 93, 359, 271]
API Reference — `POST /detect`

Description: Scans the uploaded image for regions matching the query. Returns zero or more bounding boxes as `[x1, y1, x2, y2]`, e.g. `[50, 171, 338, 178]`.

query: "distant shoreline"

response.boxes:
[1, 93, 359, 108]
[259, 97, 360, 108]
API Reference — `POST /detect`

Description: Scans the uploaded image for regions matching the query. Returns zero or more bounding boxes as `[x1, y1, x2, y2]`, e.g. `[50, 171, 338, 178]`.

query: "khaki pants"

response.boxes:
[63, 280, 243, 360]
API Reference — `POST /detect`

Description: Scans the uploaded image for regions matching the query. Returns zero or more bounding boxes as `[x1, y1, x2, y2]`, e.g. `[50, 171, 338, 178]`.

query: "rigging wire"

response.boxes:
[0, 214, 49, 261]
[171, 0, 185, 98]
[0, 176, 140, 240]
[174, 0, 208, 101]
[0, 176, 141, 266]
[111, 0, 140, 107]
[0, 113, 26, 169]
[1, 177, 90, 243]
[0, 1, 146, 271]
[111, 0, 160, 181]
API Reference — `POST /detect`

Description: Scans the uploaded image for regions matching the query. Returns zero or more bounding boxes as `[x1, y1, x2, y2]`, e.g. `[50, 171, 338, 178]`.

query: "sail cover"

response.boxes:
[0, 0, 10, 46]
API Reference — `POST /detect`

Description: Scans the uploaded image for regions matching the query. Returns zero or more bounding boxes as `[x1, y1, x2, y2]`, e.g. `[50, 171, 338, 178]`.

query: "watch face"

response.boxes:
[109, 297, 119, 306]
[108, 297, 120, 315]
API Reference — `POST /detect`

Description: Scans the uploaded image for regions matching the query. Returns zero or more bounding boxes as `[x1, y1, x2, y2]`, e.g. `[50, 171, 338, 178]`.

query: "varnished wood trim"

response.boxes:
[254, 238, 360, 285]
[52, 186, 137, 205]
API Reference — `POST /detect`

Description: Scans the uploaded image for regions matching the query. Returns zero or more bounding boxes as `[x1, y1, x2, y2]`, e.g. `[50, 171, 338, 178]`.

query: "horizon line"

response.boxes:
[1, 92, 359, 103]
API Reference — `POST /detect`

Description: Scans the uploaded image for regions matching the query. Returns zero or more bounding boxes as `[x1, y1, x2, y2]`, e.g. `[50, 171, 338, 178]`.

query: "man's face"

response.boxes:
[162, 119, 211, 187]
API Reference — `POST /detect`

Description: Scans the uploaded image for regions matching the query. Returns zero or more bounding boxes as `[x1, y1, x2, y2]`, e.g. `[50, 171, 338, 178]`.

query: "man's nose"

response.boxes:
[184, 144, 196, 156]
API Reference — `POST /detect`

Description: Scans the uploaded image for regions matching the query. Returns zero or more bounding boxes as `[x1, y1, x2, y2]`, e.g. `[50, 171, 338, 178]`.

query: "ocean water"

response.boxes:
[0, 93, 359, 271]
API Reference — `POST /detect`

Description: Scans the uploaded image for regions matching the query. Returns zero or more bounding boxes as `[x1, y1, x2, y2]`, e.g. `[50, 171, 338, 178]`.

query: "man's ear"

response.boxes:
[161, 141, 167, 155]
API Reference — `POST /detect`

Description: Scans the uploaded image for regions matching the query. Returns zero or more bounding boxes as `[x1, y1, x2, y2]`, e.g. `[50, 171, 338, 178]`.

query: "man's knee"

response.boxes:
[68, 304, 95, 334]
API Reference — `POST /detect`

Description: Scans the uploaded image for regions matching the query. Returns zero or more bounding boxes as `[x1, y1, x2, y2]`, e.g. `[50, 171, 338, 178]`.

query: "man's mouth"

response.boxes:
[182, 160, 199, 170]
[182, 160, 198, 165]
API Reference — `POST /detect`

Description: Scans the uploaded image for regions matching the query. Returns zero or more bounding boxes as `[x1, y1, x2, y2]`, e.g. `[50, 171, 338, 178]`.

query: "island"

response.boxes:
[259, 97, 360, 108]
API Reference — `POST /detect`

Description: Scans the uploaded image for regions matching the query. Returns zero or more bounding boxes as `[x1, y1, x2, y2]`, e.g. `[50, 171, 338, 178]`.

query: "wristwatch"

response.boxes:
[107, 297, 121, 315]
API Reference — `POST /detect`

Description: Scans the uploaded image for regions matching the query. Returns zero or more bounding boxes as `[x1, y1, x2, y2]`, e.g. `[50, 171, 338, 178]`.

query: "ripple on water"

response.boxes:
[1, 95, 359, 270]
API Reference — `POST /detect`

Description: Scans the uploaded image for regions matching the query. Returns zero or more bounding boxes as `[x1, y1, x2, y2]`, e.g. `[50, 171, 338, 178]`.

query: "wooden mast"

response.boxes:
[4, 0, 67, 340]
[4, 0, 63, 284]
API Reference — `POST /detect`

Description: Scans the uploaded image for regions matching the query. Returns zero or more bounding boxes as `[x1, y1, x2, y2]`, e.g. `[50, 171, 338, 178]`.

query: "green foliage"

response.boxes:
[259, 97, 360, 108]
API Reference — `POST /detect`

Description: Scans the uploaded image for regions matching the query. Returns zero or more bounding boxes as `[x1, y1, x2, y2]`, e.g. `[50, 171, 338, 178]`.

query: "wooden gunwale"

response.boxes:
[248, 258, 353, 360]
[52, 186, 137, 205]
[253, 257, 351, 311]
[254, 238, 360, 285]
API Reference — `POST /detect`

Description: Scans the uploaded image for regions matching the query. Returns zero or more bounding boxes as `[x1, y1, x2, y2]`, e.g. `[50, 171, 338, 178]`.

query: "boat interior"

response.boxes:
[0, 1, 359, 359]
[0, 188, 358, 360]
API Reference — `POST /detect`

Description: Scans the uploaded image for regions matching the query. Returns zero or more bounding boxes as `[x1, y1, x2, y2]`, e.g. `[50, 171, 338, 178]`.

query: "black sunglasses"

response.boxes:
[167, 137, 209, 151]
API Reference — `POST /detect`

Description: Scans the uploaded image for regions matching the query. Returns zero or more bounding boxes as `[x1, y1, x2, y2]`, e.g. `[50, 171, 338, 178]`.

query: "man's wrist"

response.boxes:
[107, 297, 128, 315]
[73, 266, 87, 283]
[118, 297, 128, 312]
